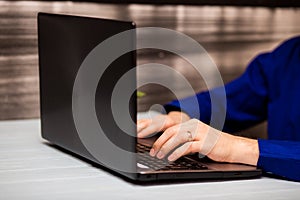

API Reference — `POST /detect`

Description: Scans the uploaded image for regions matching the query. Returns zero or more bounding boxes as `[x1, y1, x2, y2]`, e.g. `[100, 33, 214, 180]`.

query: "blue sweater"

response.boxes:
[165, 36, 300, 181]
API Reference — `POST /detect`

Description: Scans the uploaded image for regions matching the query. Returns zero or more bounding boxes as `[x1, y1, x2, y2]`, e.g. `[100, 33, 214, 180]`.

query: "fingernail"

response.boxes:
[168, 154, 176, 161]
[149, 148, 155, 156]
[157, 151, 164, 159]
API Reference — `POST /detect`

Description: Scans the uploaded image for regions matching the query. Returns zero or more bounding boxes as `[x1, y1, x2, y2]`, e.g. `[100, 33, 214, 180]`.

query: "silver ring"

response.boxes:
[187, 131, 193, 142]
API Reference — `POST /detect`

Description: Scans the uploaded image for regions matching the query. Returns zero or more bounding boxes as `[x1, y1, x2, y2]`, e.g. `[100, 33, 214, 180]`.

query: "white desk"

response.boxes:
[0, 119, 299, 200]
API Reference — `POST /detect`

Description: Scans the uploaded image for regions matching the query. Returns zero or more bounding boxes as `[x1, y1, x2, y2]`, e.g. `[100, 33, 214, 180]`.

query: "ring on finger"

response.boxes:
[186, 130, 193, 142]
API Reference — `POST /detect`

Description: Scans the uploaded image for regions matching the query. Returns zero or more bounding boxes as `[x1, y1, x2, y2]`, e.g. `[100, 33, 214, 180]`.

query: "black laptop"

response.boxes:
[38, 12, 261, 182]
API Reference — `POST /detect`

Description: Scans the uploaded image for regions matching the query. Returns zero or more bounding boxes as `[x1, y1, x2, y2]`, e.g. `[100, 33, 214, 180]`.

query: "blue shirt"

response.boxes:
[165, 36, 300, 181]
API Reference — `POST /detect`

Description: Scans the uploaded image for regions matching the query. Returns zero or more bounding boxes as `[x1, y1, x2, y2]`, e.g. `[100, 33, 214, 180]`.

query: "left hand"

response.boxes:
[149, 118, 259, 166]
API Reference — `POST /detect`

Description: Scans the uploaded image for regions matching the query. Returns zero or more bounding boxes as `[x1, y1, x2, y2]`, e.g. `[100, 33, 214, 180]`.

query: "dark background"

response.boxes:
[0, 0, 300, 138]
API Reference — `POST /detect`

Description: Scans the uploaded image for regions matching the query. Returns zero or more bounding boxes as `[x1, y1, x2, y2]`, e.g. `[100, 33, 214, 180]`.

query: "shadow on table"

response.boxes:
[44, 142, 263, 186]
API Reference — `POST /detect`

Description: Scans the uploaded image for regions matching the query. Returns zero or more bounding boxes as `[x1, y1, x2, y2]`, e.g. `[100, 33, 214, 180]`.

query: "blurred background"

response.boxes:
[0, 0, 299, 138]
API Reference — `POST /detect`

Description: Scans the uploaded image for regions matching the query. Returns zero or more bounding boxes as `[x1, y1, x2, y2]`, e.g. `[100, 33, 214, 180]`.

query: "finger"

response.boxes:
[168, 141, 201, 162]
[137, 115, 168, 138]
[137, 123, 161, 138]
[150, 125, 179, 156]
[137, 119, 150, 133]
[155, 129, 192, 159]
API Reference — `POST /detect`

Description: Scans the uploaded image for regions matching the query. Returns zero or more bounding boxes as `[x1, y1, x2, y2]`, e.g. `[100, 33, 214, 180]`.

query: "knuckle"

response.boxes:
[164, 127, 176, 136]
[189, 118, 199, 124]
[172, 125, 180, 132]
[190, 118, 198, 122]
[163, 130, 171, 137]
[161, 140, 175, 154]
[152, 142, 160, 150]
[160, 146, 166, 152]
[159, 146, 168, 154]
[178, 133, 187, 143]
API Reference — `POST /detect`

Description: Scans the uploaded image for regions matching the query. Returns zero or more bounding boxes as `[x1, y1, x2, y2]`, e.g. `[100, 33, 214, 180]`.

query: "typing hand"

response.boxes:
[137, 111, 190, 138]
[148, 118, 259, 166]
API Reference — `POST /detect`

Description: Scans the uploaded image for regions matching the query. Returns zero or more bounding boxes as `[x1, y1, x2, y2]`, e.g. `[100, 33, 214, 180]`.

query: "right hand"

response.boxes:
[137, 111, 190, 138]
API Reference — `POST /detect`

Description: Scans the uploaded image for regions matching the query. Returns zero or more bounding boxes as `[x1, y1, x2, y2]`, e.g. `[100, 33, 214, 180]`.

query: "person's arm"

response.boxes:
[258, 139, 300, 181]
[149, 119, 259, 165]
[165, 37, 300, 133]
[164, 51, 270, 133]
[163, 36, 300, 181]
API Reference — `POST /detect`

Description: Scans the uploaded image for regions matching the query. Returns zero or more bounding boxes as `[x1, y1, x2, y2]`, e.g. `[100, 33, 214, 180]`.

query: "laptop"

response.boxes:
[38, 12, 261, 182]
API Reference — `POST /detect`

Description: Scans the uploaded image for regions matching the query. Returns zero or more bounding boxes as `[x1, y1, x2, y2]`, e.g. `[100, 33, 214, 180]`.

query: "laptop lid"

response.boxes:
[38, 12, 137, 180]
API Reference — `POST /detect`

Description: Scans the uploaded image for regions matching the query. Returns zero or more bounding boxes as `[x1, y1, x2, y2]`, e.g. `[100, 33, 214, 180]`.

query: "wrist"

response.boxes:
[229, 136, 259, 166]
[207, 132, 259, 166]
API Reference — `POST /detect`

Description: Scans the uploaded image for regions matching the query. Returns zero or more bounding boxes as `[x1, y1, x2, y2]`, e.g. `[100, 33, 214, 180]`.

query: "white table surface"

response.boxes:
[0, 119, 299, 200]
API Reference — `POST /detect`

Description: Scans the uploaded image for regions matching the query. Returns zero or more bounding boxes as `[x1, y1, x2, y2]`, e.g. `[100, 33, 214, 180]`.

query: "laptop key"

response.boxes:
[137, 143, 208, 171]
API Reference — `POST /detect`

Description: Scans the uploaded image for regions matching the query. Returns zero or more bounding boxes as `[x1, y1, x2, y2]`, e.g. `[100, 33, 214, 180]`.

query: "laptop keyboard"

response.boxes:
[137, 143, 208, 171]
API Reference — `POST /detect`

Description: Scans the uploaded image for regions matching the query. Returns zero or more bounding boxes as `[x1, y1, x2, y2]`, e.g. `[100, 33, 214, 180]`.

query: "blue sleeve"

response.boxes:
[164, 52, 270, 133]
[165, 36, 300, 181]
[258, 139, 300, 181]
[256, 37, 300, 182]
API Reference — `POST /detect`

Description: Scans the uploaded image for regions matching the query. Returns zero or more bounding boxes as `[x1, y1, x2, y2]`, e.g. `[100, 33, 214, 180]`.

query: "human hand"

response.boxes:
[149, 118, 259, 166]
[137, 111, 190, 138]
